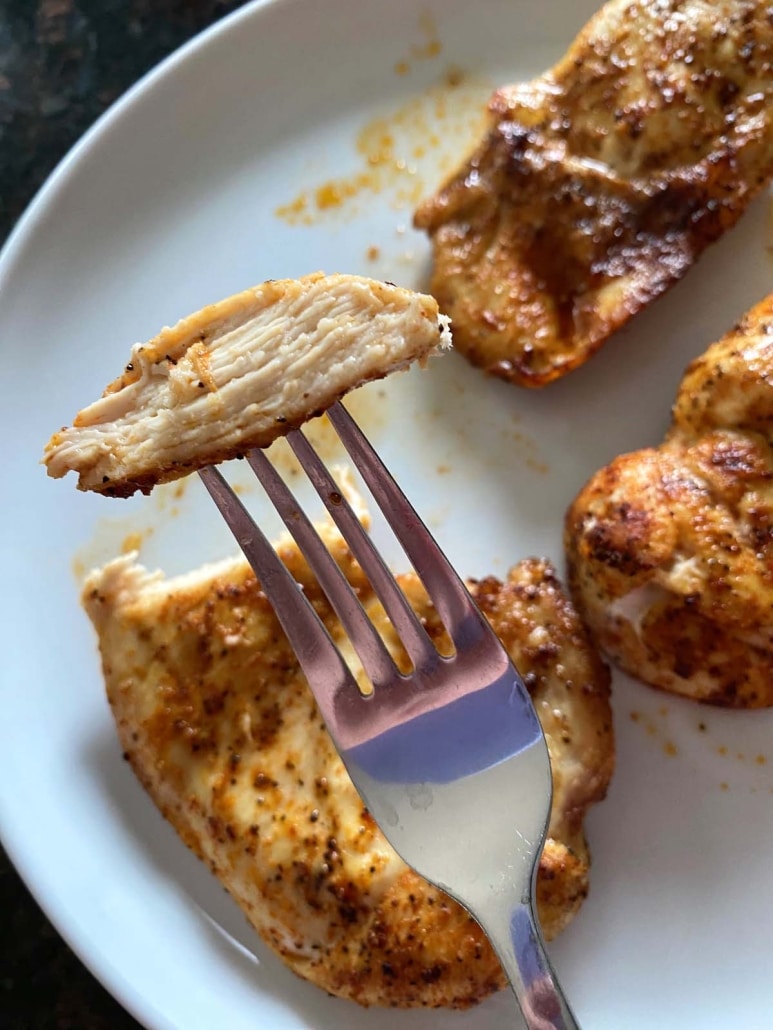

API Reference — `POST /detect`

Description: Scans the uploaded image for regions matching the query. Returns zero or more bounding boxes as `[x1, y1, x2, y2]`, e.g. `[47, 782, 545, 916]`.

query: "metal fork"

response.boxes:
[198, 401, 579, 1030]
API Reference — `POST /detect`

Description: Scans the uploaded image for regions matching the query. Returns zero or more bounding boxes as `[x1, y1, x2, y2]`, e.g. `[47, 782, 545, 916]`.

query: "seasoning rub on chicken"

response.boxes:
[414, 0, 773, 387]
[43, 273, 450, 497]
[83, 530, 614, 1008]
[566, 294, 773, 707]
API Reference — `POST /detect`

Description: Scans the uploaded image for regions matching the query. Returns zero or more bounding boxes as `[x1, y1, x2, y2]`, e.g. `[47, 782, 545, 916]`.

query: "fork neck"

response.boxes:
[476, 898, 580, 1030]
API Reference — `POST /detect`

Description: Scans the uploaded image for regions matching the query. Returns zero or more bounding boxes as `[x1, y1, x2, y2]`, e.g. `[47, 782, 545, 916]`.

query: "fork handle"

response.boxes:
[481, 900, 580, 1029]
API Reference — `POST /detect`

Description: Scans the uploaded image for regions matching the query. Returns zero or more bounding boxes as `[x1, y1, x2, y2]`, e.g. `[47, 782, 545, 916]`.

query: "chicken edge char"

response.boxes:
[83, 535, 614, 1009]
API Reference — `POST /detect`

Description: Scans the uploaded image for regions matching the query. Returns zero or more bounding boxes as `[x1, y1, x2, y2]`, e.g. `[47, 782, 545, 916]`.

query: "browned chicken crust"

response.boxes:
[43, 273, 449, 497]
[414, 0, 773, 387]
[566, 294, 773, 707]
[83, 540, 613, 1008]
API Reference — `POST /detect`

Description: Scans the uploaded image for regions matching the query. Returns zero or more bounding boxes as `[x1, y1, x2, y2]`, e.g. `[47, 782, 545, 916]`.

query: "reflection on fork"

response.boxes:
[199, 401, 579, 1030]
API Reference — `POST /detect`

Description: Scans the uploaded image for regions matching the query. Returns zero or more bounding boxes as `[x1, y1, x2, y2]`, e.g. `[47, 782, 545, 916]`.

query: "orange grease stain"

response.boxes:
[275, 193, 309, 221]
[394, 11, 442, 77]
[315, 176, 370, 210]
[275, 66, 490, 226]
[121, 531, 145, 555]
[507, 428, 549, 475]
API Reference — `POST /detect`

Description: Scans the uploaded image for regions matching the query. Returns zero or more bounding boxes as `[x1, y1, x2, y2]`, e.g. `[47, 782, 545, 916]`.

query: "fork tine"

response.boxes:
[245, 447, 401, 690]
[197, 465, 357, 707]
[327, 402, 478, 640]
[285, 426, 440, 673]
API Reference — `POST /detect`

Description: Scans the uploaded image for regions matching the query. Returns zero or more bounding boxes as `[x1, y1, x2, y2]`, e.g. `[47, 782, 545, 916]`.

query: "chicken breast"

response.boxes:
[414, 0, 773, 387]
[566, 294, 773, 706]
[43, 273, 450, 497]
[83, 535, 613, 1008]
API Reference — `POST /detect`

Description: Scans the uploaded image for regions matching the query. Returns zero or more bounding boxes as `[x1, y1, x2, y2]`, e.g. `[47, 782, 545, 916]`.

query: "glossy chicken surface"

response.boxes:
[414, 0, 773, 387]
[566, 294, 773, 706]
[83, 533, 613, 1008]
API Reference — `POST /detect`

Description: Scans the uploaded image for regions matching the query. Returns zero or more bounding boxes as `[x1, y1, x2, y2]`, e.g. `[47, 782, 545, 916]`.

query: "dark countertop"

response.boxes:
[1, 3, 244, 1026]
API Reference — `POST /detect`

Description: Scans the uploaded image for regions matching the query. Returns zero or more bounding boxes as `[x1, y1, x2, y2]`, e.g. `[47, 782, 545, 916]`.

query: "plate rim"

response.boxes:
[0, 3, 288, 1027]
[0, 0, 279, 289]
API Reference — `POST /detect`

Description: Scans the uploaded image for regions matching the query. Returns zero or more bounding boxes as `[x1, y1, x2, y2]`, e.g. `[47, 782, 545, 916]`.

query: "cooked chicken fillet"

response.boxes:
[43, 273, 450, 497]
[414, 0, 773, 387]
[566, 294, 773, 707]
[83, 536, 613, 1008]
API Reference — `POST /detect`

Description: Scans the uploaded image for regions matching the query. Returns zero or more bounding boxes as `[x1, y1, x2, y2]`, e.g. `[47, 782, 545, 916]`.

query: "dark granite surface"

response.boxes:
[1, 3, 245, 1025]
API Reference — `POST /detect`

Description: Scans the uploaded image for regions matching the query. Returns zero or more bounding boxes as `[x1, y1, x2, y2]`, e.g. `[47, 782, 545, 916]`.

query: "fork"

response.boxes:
[198, 400, 579, 1029]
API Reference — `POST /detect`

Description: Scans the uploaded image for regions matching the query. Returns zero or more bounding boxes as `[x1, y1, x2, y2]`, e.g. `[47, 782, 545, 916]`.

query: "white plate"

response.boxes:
[2, 0, 772, 1027]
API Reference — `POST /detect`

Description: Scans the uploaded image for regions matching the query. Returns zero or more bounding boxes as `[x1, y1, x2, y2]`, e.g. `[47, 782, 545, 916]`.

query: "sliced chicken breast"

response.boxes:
[43, 273, 450, 496]
[414, 0, 773, 387]
[83, 532, 614, 1008]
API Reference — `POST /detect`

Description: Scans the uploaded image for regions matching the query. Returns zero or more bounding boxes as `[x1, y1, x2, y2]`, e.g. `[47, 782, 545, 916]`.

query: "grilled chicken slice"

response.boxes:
[83, 535, 613, 1009]
[43, 273, 450, 497]
[414, 0, 773, 387]
[566, 294, 773, 707]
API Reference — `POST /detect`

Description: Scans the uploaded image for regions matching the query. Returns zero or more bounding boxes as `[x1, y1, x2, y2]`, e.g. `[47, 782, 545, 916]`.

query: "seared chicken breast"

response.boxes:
[43, 273, 450, 496]
[83, 534, 613, 1008]
[414, 0, 773, 387]
[566, 294, 773, 707]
